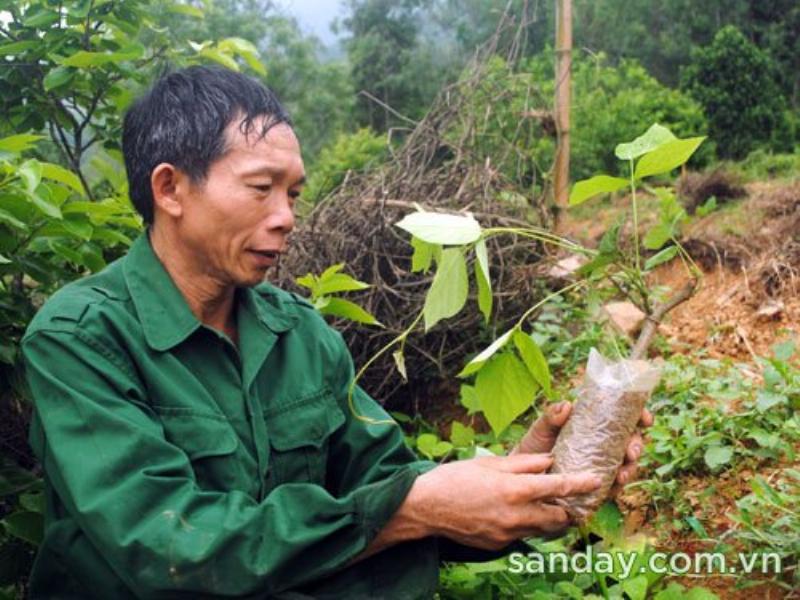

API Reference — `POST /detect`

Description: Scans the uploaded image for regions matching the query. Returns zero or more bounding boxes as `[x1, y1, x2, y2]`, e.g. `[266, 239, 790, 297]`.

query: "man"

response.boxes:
[22, 66, 650, 598]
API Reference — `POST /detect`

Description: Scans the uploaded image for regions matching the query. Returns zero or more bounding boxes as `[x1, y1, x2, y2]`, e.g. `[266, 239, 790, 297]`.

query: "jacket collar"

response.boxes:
[123, 231, 296, 351]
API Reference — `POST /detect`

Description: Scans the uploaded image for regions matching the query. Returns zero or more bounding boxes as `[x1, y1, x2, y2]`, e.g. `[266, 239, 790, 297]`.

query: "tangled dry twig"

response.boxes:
[275, 2, 559, 405]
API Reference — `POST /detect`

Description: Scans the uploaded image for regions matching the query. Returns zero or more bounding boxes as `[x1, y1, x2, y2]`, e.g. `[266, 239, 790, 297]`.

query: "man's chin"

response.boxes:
[237, 271, 269, 288]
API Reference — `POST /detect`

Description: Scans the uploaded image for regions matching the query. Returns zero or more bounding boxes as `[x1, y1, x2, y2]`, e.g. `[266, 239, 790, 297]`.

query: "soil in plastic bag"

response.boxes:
[550, 348, 661, 523]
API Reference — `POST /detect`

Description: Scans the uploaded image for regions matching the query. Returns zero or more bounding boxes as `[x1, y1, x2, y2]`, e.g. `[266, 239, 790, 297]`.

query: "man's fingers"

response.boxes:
[639, 407, 654, 428]
[625, 432, 644, 463]
[521, 471, 602, 500]
[492, 453, 554, 474]
[616, 462, 637, 486]
[519, 402, 572, 454]
[517, 502, 571, 535]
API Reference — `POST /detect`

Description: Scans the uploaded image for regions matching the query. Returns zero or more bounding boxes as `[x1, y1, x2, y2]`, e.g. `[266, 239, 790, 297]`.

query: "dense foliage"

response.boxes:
[681, 26, 791, 159]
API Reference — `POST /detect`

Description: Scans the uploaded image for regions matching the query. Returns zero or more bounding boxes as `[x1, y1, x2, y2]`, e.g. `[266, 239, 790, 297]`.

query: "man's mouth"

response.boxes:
[250, 250, 281, 259]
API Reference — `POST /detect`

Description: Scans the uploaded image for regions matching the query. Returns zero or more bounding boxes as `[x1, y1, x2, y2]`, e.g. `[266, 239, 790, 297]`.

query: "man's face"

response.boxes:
[177, 119, 304, 288]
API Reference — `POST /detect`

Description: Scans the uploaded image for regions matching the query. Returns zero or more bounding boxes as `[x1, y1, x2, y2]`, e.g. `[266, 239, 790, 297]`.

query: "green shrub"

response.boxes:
[525, 51, 710, 180]
[681, 26, 790, 160]
[302, 128, 388, 203]
[727, 148, 800, 182]
[450, 52, 709, 190]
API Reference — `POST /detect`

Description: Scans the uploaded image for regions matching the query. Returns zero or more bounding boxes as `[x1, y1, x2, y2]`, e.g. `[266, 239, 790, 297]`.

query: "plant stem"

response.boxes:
[347, 309, 425, 425]
[629, 159, 640, 273]
[579, 524, 609, 599]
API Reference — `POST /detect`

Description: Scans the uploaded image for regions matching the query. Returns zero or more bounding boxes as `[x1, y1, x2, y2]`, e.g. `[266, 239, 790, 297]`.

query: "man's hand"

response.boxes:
[510, 401, 654, 488]
[356, 453, 601, 562]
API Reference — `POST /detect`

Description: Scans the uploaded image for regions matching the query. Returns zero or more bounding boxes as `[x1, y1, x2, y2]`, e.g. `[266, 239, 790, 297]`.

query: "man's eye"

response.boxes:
[251, 184, 272, 193]
[289, 190, 302, 199]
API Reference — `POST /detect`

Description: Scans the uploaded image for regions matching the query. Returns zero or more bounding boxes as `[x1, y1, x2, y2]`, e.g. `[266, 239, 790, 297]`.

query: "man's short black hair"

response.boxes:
[122, 65, 292, 224]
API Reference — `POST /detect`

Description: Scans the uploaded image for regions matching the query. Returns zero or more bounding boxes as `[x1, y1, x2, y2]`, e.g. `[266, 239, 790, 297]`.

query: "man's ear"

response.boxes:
[151, 163, 187, 219]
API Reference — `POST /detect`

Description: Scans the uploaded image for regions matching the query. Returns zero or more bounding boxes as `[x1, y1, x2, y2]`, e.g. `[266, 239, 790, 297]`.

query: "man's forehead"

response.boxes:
[222, 119, 303, 174]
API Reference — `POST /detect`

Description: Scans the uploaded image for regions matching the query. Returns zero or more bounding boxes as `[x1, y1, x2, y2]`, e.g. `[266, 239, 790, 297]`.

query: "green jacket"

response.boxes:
[23, 232, 458, 599]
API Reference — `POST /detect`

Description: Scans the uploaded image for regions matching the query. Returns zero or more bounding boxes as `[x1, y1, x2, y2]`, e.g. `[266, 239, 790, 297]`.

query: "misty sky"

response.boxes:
[279, 0, 346, 45]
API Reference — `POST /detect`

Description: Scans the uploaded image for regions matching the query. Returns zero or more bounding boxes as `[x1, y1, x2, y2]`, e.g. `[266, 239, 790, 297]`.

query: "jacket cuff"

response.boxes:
[352, 464, 422, 542]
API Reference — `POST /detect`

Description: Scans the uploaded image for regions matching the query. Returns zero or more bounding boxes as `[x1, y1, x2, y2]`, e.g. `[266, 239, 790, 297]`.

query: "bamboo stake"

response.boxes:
[554, 0, 572, 212]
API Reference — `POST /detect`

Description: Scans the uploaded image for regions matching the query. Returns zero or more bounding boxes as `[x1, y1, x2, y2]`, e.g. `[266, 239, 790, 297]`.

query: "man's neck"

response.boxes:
[148, 226, 238, 342]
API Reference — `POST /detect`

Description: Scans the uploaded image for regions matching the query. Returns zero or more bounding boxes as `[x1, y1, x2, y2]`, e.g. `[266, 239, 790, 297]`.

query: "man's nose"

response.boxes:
[267, 193, 295, 234]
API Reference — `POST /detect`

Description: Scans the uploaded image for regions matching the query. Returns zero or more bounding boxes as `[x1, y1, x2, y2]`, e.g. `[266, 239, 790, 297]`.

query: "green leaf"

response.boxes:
[554, 581, 584, 600]
[423, 248, 468, 331]
[685, 588, 720, 600]
[3, 511, 43, 545]
[476, 353, 538, 435]
[588, 500, 624, 544]
[695, 196, 717, 217]
[50, 241, 83, 265]
[0, 254, 11, 264]
[704, 445, 733, 470]
[513, 331, 551, 397]
[27, 191, 62, 220]
[19, 491, 45, 514]
[416, 434, 446, 459]
[458, 328, 514, 377]
[199, 47, 240, 71]
[0, 209, 27, 230]
[24, 9, 60, 27]
[459, 385, 480, 413]
[0, 41, 38, 55]
[772, 340, 795, 362]
[599, 219, 623, 256]
[474, 238, 492, 323]
[43, 66, 74, 91]
[634, 137, 706, 180]
[642, 223, 673, 250]
[18, 159, 42, 195]
[654, 583, 688, 600]
[62, 215, 94, 241]
[60, 45, 144, 68]
[319, 297, 381, 326]
[219, 37, 266, 76]
[0, 134, 43, 153]
[569, 175, 629, 206]
[295, 273, 316, 290]
[392, 350, 407, 381]
[644, 246, 679, 270]
[615, 123, 677, 160]
[40, 163, 84, 195]
[450, 422, 475, 447]
[316, 273, 369, 296]
[396, 211, 482, 245]
[621, 575, 649, 600]
[755, 390, 787, 412]
[750, 476, 784, 506]
[168, 3, 205, 18]
[684, 516, 708, 538]
[410, 236, 437, 272]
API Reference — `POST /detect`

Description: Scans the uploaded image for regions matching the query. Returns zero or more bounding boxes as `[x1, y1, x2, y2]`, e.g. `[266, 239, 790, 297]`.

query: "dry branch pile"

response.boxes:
[274, 4, 559, 405]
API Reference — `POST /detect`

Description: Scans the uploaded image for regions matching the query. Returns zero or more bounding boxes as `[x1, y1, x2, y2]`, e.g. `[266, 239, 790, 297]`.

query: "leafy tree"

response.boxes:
[340, 0, 448, 131]
[302, 128, 387, 203]
[681, 25, 789, 159]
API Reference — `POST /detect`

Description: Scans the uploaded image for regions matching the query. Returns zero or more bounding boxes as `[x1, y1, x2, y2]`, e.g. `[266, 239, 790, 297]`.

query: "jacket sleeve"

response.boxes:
[22, 328, 424, 598]
[323, 329, 532, 564]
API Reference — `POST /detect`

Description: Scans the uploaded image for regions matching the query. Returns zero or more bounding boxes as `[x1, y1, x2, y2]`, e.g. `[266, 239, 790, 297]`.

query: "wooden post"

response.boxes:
[554, 0, 572, 211]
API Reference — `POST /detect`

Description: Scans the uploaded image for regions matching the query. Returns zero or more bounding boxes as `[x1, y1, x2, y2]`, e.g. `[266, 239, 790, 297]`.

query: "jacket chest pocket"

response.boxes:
[263, 388, 346, 486]
[154, 407, 248, 492]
